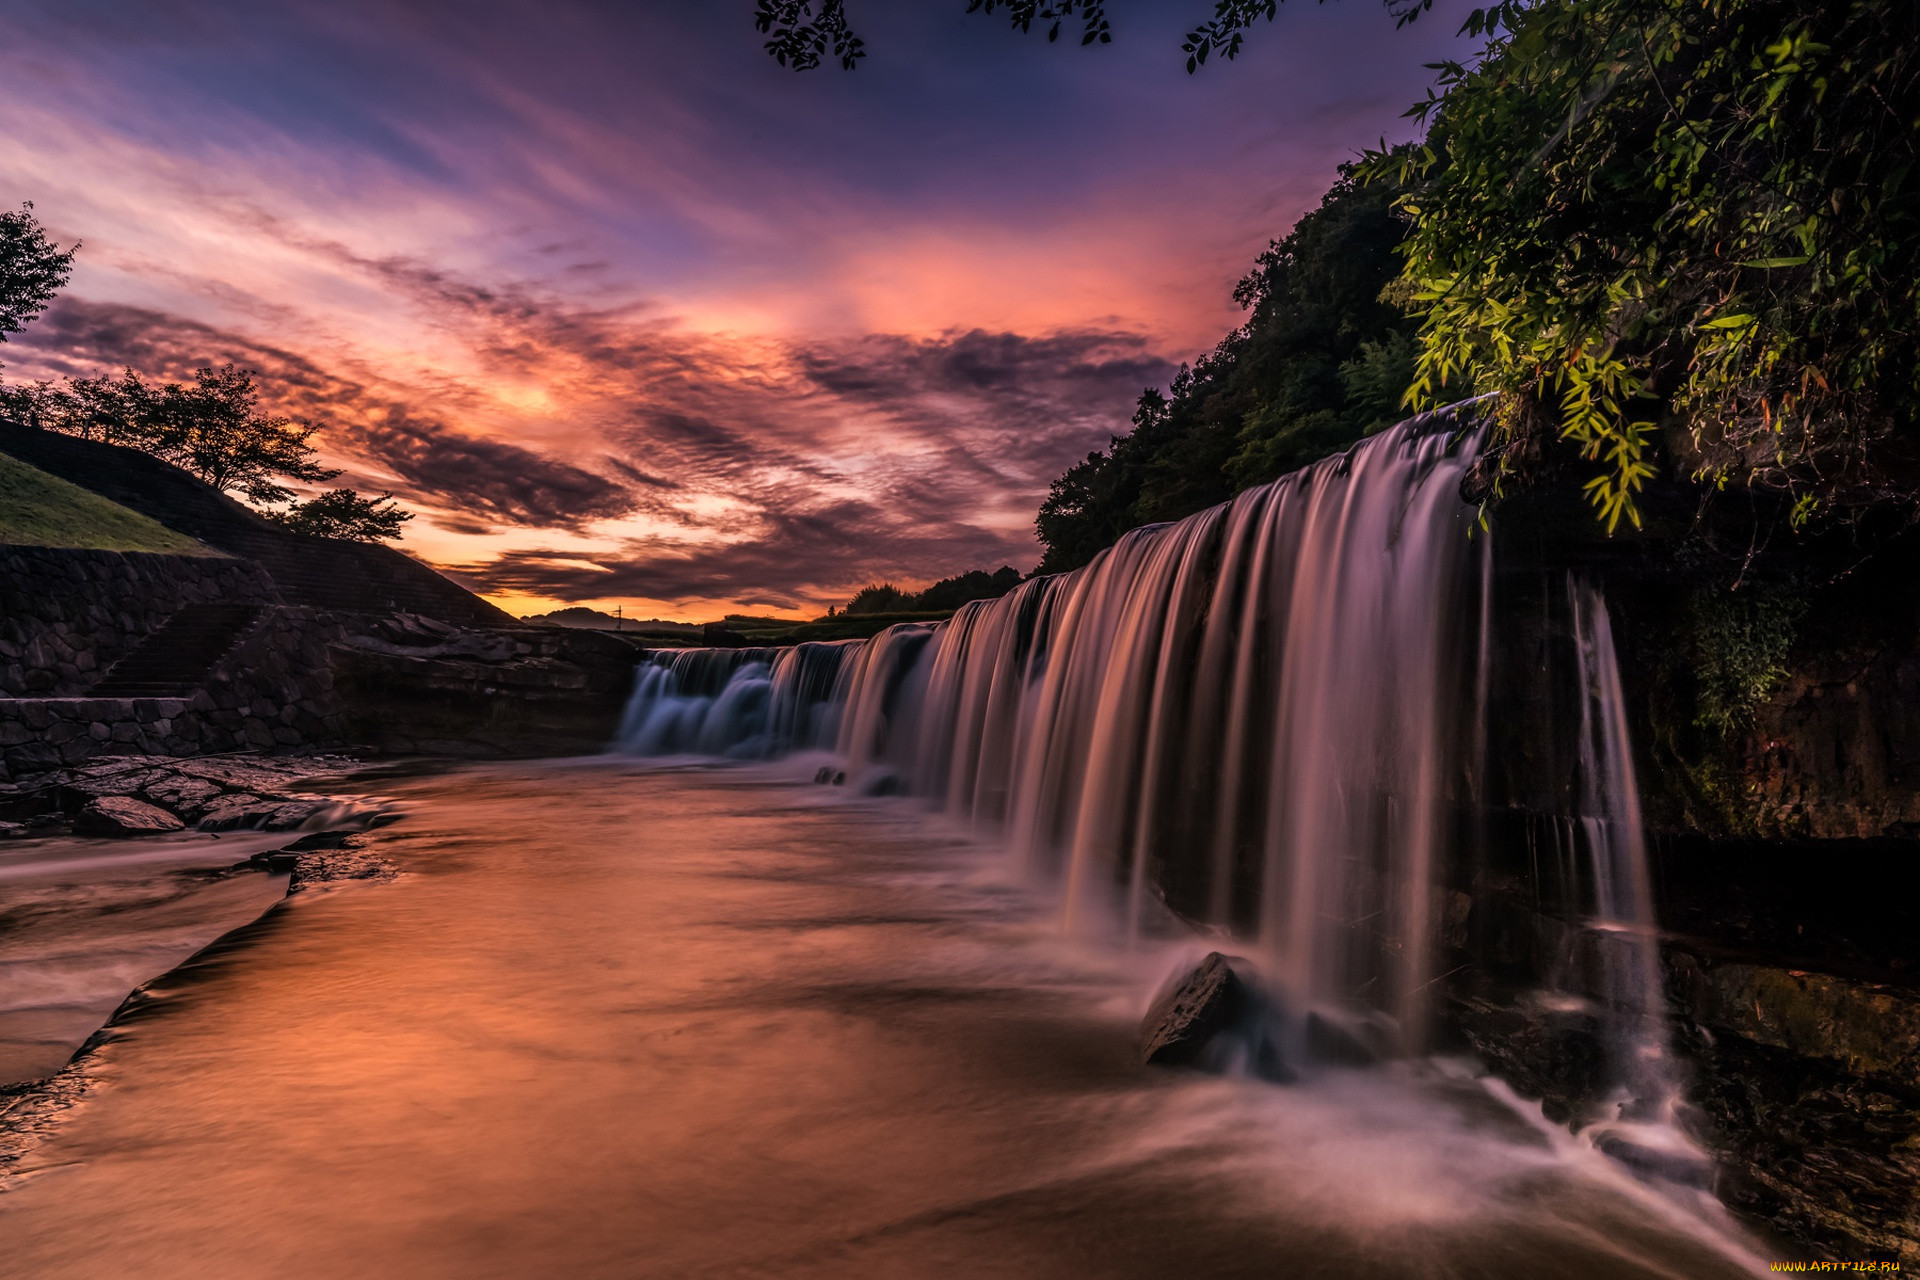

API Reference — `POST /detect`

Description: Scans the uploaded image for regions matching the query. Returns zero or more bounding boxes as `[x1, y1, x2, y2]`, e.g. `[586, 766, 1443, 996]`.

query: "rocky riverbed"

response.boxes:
[0, 752, 378, 838]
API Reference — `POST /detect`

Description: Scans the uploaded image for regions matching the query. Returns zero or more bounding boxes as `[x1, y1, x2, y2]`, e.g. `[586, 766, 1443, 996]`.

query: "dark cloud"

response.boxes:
[8, 289, 1173, 604]
[337, 411, 636, 531]
[10, 297, 638, 533]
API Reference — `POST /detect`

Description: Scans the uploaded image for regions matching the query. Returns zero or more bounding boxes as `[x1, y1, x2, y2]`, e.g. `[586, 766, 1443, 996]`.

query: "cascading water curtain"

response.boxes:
[1567, 577, 1684, 1126]
[618, 406, 1491, 1049]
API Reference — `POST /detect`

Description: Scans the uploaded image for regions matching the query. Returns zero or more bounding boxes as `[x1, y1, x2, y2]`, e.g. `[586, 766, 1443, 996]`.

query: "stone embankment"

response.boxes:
[0, 604, 349, 783]
[0, 545, 277, 698]
[0, 546, 642, 783]
[328, 612, 639, 756]
[0, 753, 374, 838]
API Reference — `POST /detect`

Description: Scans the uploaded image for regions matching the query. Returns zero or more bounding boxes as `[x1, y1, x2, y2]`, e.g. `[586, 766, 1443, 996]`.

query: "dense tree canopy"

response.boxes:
[841, 566, 1023, 614]
[1378, 0, 1920, 531]
[1034, 167, 1420, 571]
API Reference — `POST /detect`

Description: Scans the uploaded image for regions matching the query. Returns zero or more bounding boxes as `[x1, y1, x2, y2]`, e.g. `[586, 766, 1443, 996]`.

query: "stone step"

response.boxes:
[89, 603, 263, 696]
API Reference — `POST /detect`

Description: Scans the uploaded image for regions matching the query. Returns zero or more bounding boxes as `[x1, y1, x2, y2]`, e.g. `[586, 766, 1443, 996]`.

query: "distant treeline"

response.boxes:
[840, 565, 1022, 615]
[1034, 162, 1421, 574]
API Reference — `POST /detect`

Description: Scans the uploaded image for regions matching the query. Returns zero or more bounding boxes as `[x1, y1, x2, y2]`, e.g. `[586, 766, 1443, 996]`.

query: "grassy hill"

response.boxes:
[0, 451, 220, 556]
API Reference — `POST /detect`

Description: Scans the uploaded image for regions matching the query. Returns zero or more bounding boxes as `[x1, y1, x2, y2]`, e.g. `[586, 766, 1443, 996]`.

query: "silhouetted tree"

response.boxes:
[1, 365, 339, 504]
[753, 1, 1438, 73]
[839, 566, 1022, 614]
[266, 488, 414, 542]
[0, 203, 76, 345]
[844, 582, 913, 613]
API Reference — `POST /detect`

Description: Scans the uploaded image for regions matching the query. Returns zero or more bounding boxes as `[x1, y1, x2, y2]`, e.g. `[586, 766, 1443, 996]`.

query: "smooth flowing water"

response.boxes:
[0, 830, 293, 1085]
[0, 762, 1767, 1278]
[621, 414, 1487, 1054]
[616, 414, 1715, 1194]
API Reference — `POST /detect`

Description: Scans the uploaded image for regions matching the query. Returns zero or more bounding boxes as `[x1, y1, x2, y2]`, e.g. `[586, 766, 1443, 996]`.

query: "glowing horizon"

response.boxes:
[0, 2, 1466, 620]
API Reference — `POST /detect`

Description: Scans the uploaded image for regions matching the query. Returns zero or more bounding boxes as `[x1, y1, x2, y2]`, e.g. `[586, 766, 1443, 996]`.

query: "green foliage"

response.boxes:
[1371, 0, 1920, 531]
[1, 364, 338, 504]
[0, 450, 217, 556]
[840, 565, 1022, 614]
[1688, 583, 1806, 736]
[266, 488, 414, 542]
[1036, 166, 1421, 572]
[0, 203, 76, 344]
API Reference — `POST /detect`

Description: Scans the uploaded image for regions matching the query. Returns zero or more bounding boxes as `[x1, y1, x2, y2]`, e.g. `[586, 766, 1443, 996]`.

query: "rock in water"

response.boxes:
[1304, 1009, 1392, 1067]
[1139, 951, 1254, 1066]
[75, 795, 185, 836]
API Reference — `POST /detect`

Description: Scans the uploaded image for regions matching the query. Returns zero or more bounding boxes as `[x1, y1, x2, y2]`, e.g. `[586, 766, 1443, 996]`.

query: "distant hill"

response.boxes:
[0, 451, 220, 557]
[521, 606, 701, 637]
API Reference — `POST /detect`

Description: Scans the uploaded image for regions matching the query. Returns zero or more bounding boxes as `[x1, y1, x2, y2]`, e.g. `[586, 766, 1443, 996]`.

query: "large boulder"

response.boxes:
[1139, 952, 1289, 1078]
[74, 795, 185, 836]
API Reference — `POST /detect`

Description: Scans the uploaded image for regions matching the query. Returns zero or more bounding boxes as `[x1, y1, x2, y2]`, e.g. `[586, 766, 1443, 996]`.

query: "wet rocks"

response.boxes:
[73, 795, 185, 836]
[238, 830, 396, 892]
[5, 752, 370, 837]
[1139, 952, 1288, 1079]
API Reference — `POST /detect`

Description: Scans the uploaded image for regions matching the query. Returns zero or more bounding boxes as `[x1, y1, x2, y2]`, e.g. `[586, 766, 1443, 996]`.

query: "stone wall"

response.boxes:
[326, 614, 640, 756]
[0, 544, 279, 697]
[0, 606, 349, 783]
[0, 608, 644, 781]
[0, 696, 192, 776]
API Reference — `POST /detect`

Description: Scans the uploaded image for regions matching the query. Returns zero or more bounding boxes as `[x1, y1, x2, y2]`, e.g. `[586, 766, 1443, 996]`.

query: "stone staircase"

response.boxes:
[89, 602, 264, 696]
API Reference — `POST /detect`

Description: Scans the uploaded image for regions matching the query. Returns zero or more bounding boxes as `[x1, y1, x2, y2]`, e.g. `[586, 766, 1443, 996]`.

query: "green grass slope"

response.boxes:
[0, 450, 221, 556]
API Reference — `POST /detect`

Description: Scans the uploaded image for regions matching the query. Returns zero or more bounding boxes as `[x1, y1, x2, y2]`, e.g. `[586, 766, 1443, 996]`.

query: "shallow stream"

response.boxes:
[0, 760, 1770, 1278]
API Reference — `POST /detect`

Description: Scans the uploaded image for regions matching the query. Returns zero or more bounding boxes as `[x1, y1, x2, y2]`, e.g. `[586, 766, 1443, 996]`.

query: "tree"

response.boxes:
[1035, 165, 1421, 571]
[1374, 0, 1920, 532]
[0, 364, 340, 504]
[266, 488, 414, 542]
[844, 582, 914, 613]
[837, 566, 1022, 613]
[0, 203, 77, 344]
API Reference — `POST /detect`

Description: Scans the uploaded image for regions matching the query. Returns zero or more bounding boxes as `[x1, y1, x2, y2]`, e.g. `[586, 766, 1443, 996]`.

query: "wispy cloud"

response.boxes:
[0, 0, 1465, 615]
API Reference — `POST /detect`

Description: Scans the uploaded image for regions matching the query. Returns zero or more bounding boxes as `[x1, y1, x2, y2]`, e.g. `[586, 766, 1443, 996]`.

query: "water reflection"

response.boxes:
[0, 762, 1767, 1278]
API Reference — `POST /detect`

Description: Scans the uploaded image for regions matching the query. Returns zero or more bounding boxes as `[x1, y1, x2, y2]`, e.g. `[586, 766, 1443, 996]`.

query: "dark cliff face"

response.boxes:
[1471, 484, 1920, 1262]
[1484, 475, 1920, 843]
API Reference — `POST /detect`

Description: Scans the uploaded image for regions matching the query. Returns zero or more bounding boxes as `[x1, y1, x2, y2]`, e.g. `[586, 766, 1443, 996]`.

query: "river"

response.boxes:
[0, 758, 1769, 1278]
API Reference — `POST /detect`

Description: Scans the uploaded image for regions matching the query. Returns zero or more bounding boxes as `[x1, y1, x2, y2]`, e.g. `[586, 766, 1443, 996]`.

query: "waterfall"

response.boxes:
[1560, 579, 1705, 1177]
[618, 409, 1487, 1046]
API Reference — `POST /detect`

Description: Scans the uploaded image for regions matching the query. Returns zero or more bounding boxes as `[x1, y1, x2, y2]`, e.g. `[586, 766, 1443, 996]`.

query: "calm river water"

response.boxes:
[1, 760, 1770, 1278]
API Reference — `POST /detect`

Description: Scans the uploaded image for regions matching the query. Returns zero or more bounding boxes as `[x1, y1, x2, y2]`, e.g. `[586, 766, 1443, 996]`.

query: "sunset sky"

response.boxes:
[0, 1, 1466, 619]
